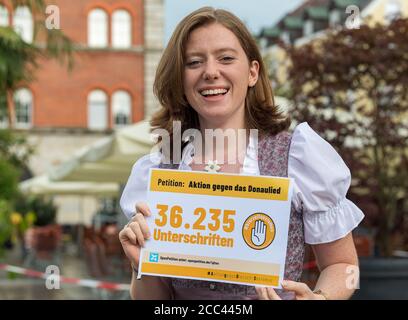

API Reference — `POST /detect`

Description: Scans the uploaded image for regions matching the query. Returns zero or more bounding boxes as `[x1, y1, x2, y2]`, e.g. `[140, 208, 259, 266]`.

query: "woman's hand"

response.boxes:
[255, 281, 326, 300]
[119, 202, 152, 268]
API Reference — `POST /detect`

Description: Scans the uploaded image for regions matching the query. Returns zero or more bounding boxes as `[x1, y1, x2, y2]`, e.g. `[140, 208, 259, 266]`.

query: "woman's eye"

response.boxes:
[221, 56, 235, 62]
[186, 60, 201, 67]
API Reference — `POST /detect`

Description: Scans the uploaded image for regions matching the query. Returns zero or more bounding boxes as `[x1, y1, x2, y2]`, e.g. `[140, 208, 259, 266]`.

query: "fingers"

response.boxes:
[121, 202, 152, 248]
[281, 280, 310, 297]
[134, 213, 151, 239]
[255, 287, 268, 300]
[265, 287, 282, 300]
[126, 212, 152, 247]
[255, 287, 282, 300]
[135, 201, 151, 217]
[129, 221, 146, 247]
[118, 228, 141, 265]
[119, 227, 137, 246]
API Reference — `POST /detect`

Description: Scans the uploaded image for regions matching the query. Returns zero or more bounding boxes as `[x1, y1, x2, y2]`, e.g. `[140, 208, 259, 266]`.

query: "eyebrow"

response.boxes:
[185, 47, 239, 57]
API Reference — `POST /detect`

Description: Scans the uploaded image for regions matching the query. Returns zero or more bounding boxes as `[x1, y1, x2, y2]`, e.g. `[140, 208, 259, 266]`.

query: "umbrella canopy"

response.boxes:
[49, 120, 155, 183]
[19, 175, 120, 197]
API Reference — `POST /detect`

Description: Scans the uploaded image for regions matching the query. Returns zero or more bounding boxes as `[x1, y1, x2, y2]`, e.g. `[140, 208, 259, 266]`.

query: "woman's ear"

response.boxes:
[249, 60, 260, 87]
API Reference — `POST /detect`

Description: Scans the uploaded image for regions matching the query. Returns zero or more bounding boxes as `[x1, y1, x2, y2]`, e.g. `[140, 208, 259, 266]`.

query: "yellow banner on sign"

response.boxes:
[142, 263, 280, 286]
[150, 169, 289, 201]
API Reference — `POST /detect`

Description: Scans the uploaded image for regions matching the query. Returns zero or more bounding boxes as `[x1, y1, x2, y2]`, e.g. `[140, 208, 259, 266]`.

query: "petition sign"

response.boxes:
[137, 169, 293, 288]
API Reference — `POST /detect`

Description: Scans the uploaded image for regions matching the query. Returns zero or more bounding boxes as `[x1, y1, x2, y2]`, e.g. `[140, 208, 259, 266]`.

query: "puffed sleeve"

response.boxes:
[288, 122, 365, 244]
[120, 152, 161, 220]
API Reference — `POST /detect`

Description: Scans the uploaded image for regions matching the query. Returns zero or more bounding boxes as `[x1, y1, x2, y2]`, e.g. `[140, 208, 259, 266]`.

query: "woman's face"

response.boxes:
[183, 23, 259, 128]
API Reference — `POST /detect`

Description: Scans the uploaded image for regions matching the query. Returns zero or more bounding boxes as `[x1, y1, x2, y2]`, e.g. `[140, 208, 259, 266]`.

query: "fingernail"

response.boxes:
[281, 280, 288, 286]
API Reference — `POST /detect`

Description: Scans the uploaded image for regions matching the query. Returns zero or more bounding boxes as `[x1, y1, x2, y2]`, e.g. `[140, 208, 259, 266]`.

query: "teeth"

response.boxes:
[201, 88, 228, 96]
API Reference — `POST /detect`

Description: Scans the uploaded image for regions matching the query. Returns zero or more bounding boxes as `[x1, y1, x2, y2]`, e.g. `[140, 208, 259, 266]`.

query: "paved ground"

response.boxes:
[0, 243, 131, 300]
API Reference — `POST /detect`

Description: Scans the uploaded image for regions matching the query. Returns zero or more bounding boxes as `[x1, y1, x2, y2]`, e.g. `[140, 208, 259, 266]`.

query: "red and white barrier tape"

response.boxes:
[0, 264, 130, 291]
[1, 261, 317, 291]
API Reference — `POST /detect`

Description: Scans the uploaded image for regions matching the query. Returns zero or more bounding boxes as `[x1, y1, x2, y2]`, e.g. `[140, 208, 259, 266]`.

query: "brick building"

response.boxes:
[1, 0, 164, 132]
[0, 0, 165, 225]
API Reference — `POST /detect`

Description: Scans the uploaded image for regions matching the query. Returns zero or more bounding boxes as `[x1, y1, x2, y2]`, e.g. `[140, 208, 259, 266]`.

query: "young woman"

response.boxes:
[119, 7, 364, 300]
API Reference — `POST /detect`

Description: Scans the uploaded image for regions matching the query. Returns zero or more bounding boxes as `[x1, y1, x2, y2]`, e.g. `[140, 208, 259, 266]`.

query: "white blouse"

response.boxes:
[120, 122, 364, 245]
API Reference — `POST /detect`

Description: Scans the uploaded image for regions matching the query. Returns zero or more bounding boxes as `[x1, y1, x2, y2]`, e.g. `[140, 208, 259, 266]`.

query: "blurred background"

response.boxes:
[0, 0, 407, 299]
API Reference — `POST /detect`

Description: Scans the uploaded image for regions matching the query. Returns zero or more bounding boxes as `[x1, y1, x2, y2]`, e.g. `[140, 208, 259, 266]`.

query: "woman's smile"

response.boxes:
[199, 86, 230, 102]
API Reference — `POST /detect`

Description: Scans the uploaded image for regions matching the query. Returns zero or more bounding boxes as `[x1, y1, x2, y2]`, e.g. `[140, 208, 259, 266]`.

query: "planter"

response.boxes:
[352, 257, 408, 300]
[25, 224, 62, 259]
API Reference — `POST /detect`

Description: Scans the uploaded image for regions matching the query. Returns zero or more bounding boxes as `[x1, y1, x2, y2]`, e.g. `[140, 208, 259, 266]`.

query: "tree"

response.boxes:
[0, 1, 73, 256]
[281, 18, 408, 256]
[0, 0, 73, 127]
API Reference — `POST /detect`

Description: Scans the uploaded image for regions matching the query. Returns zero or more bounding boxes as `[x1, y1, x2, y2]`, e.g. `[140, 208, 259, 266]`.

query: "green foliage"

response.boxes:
[0, 159, 19, 201]
[0, 0, 74, 125]
[0, 26, 38, 93]
[282, 18, 408, 256]
[14, 195, 57, 227]
[0, 129, 34, 169]
[0, 128, 36, 255]
[0, 200, 12, 257]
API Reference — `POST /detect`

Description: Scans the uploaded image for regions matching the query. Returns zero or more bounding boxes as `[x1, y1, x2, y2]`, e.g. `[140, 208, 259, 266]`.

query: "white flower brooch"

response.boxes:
[204, 160, 221, 173]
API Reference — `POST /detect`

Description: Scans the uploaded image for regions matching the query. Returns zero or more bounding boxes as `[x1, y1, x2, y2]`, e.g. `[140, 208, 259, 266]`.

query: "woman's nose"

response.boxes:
[203, 60, 220, 80]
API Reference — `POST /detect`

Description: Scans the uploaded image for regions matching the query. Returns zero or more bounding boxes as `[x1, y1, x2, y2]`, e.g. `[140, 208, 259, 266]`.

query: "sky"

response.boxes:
[164, 0, 305, 43]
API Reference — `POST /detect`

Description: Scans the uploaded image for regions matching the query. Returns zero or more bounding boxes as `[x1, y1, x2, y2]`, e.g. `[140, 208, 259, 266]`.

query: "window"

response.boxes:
[329, 10, 341, 27]
[14, 88, 33, 128]
[112, 91, 131, 127]
[88, 9, 108, 47]
[112, 10, 131, 48]
[13, 6, 33, 43]
[281, 31, 291, 45]
[88, 90, 108, 130]
[303, 20, 314, 37]
[0, 5, 9, 26]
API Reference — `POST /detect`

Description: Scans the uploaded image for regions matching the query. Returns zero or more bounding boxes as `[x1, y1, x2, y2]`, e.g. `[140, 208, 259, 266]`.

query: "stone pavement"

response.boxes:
[0, 243, 131, 300]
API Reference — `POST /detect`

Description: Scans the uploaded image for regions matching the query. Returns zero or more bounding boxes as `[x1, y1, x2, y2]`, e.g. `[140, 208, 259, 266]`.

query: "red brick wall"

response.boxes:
[5, 0, 145, 129]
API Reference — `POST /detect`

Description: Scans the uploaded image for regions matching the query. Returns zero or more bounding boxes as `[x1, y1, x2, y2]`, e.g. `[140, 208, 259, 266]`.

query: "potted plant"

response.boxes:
[279, 18, 408, 299]
[15, 195, 61, 261]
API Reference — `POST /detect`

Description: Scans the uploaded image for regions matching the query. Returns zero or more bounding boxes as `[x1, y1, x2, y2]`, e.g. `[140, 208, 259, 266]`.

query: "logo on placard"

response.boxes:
[149, 252, 159, 262]
[242, 213, 276, 250]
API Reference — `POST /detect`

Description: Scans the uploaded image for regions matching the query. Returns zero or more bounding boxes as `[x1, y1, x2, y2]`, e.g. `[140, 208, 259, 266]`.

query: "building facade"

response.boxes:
[0, 0, 165, 225]
[1, 0, 164, 132]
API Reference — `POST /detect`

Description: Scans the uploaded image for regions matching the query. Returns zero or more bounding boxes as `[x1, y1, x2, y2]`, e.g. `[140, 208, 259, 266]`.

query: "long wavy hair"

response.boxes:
[151, 7, 290, 155]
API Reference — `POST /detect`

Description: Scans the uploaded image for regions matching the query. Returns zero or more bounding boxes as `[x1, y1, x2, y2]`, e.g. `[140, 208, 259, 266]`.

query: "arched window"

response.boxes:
[14, 88, 33, 128]
[13, 6, 33, 43]
[0, 5, 9, 26]
[112, 9, 132, 48]
[88, 90, 108, 130]
[112, 91, 131, 127]
[88, 9, 108, 47]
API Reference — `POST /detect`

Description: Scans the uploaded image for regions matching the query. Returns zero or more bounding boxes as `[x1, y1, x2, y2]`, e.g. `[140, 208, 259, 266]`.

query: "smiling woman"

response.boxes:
[119, 7, 364, 301]
[152, 6, 290, 156]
